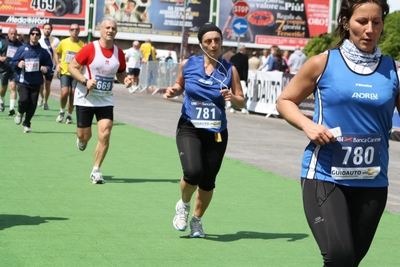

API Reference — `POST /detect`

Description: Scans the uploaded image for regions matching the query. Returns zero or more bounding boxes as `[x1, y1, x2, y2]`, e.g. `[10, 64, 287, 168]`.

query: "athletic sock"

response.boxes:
[60, 108, 65, 113]
[181, 200, 190, 207]
[92, 166, 100, 173]
[67, 113, 72, 117]
[0, 96, 4, 103]
[10, 100, 15, 109]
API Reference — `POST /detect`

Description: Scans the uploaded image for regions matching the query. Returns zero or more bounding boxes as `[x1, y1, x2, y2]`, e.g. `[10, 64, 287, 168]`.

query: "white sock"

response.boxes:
[10, 100, 15, 109]
[181, 199, 190, 207]
[0, 96, 4, 103]
[92, 166, 100, 173]
[67, 113, 72, 117]
[60, 108, 65, 113]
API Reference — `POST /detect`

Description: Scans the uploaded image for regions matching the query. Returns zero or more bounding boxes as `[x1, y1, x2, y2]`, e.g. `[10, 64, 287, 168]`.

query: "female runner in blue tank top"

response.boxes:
[277, 0, 400, 266]
[164, 23, 245, 238]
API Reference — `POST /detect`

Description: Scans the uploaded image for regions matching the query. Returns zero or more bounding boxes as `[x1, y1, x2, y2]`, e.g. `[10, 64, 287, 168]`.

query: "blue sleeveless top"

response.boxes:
[181, 56, 233, 133]
[301, 49, 399, 187]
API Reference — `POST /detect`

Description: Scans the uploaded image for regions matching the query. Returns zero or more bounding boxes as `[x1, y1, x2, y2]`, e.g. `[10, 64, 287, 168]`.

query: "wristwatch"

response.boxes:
[82, 79, 88, 86]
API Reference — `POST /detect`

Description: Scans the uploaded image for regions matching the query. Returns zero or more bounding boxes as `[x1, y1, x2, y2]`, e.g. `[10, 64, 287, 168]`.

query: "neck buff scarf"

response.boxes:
[341, 39, 381, 66]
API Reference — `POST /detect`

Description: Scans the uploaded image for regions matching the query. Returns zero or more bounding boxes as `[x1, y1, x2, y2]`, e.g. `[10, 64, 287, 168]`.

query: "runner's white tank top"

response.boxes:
[74, 41, 120, 107]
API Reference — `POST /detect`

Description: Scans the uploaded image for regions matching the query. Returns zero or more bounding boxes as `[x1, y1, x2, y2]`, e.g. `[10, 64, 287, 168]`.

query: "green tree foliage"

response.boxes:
[303, 33, 337, 58]
[379, 11, 400, 61]
[303, 11, 400, 61]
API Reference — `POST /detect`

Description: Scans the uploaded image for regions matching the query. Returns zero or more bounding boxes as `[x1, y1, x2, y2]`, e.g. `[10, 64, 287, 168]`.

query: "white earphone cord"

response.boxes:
[199, 43, 229, 88]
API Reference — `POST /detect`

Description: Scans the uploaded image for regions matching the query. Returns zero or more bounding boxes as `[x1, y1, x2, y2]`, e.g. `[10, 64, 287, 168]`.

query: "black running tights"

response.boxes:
[301, 179, 387, 267]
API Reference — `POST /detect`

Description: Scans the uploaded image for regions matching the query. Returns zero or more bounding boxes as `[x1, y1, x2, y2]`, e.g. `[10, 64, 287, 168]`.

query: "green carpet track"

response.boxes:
[0, 98, 399, 266]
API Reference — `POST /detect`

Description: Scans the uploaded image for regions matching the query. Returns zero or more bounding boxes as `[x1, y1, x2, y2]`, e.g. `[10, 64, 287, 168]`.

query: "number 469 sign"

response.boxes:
[29, 0, 83, 16]
[30, 0, 56, 11]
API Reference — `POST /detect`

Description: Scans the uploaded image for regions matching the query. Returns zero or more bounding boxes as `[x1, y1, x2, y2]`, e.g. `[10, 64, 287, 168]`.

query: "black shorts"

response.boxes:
[44, 71, 54, 82]
[60, 74, 78, 88]
[127, 68, 140, 77]
[176, 118, 228, 191]
[76, 105, 114, 128]
[0, 71, 16, 85]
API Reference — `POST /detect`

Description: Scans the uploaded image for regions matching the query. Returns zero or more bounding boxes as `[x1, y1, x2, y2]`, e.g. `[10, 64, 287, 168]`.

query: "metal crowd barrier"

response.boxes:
[137, 61, 180, 95]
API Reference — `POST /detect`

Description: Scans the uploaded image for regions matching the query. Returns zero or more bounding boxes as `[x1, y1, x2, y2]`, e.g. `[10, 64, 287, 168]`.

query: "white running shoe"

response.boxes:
[23, 126, 31, 133]
[14, 112, 23, 125]
[90, 171, 105, 184]
[56, 112, 64, 123]
[37, 98, 43, 107]
[190, 215, 205, 238]
[229, 108, 236, 113]
[241, 108, 249, 114]
[66, 116, 73, 124]
[129, 86, 137, 93]
[173, 200, 190, 231]
[76, 138, 87, 151]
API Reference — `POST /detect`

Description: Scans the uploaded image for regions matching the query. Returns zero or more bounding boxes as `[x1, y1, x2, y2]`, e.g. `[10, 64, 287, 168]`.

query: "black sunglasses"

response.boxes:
[30, 32, 40, 36]
[70, 28, 79, 31]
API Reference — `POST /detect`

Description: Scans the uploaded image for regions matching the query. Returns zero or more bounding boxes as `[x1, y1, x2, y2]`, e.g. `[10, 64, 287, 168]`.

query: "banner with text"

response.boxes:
[0, 0, 90, 36]
[93, 0, 211, 43]
[246, 71, 291, 117]
[218, 0, 329, 48]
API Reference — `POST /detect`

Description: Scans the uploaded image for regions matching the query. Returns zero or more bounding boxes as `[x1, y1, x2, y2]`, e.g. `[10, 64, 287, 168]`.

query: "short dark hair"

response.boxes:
[43, 23, 53, 30]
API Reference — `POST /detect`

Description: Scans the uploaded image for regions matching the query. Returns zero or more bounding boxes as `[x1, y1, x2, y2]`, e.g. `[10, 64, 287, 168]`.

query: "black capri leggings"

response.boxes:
[176, 118, 228, 191]
[301, 179, 387, 267]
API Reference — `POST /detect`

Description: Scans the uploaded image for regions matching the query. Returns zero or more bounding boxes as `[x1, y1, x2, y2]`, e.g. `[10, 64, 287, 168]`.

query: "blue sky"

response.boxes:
[388, 0, 400, 12]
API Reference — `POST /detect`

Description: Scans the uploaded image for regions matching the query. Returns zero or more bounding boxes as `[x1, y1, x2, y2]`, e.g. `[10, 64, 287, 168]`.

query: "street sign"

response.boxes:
[232, 18, 248, 35]
[233, 1, 250, 17]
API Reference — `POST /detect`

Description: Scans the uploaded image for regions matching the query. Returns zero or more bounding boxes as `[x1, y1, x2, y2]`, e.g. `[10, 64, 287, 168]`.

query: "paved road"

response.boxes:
[51, 83, 400, 214]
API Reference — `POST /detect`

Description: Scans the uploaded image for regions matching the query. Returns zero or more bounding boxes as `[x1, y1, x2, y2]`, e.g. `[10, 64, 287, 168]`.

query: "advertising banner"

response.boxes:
[0, 0, 90, 36]
[93, 0, 212, 43]
[218, 0, 330, 48]
[246, 71, 284, 117]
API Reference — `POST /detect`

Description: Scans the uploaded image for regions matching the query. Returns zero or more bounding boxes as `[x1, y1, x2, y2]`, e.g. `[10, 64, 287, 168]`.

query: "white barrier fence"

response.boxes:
[137, 62, 180, 95]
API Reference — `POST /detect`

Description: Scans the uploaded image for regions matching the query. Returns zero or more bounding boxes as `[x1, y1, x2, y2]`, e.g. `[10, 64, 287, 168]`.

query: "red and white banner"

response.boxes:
[0, 0, 90, 36]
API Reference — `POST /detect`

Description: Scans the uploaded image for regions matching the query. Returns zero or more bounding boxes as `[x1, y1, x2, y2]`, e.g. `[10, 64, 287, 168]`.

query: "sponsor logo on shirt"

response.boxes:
[355, 83, 372, 88]
[351, 92, 378, 100]
[198, 78, 212, 85]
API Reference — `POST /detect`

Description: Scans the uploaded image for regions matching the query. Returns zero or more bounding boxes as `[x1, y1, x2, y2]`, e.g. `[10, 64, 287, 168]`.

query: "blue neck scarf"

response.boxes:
[341, 39, 381, 66]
